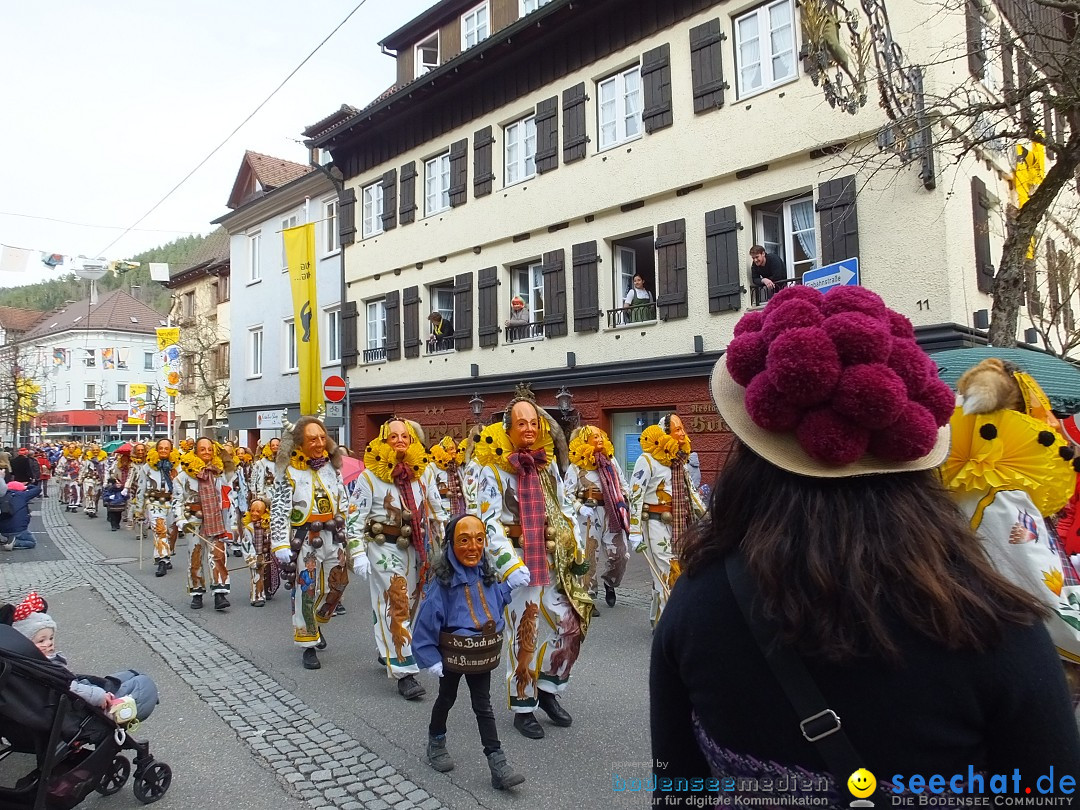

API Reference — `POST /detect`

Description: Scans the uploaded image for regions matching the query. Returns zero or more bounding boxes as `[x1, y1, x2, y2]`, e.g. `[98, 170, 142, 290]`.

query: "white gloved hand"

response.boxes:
[427, 662, 444, 679]
[121, 489, 128, 497]
[274, 548, 292, 565]
[352, 554, 371, 579]
[506, 567, 531, 590]
[630, 535, 646, 554]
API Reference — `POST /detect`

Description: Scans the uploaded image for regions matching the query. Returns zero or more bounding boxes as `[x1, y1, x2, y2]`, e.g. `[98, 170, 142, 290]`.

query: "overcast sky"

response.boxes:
[0, 0, 432, 287]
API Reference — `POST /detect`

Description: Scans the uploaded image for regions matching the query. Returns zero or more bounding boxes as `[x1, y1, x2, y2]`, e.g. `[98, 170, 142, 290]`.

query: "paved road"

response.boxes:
[1, 496, 659, 809]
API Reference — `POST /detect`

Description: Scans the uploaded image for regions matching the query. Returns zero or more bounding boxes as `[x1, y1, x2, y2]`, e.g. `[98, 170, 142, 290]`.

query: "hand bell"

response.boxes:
[396, 536, 410, 549]
[309, 520, 324, 534]
[310, 536, 324, 549]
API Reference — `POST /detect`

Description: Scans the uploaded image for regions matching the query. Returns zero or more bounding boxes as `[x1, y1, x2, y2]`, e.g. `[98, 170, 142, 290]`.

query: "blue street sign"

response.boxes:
[801, 257, 860, 294]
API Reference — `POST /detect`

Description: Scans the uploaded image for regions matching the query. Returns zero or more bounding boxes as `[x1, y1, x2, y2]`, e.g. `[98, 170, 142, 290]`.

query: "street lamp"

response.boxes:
[469, 393, 485, 422]
[556, 387, 574, 416]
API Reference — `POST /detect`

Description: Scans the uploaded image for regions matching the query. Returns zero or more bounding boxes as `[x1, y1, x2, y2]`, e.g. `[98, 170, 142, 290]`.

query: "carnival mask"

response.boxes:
[301, 422, 329, 459]
[508, 401, 540, 449]
[195, 439, 215, 464]
[453, 515, 486, 568]
[249, 499, 267, 522]
[667, 414, 687, 443]
[386, 420, 411, 456]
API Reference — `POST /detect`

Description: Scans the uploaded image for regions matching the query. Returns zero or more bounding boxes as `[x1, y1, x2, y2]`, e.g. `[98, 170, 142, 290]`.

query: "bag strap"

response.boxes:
[724, 552, 877, 799]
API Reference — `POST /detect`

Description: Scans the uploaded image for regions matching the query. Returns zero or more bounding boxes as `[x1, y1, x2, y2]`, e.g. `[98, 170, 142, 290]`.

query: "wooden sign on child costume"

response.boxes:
[283, 223, 321, 416]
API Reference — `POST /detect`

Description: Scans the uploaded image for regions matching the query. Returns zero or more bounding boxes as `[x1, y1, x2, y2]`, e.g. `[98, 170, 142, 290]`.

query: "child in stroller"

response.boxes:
[0, 594, 171, 808]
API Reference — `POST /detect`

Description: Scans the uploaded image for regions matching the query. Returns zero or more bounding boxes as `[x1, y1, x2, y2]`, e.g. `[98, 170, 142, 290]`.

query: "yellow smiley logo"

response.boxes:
[847, 769, 876, 798]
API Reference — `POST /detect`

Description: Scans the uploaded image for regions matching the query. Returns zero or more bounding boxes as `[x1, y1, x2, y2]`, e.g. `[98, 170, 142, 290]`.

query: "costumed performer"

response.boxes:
[428, 436, 470, 518]
[134, 439, 179, 578]
[173, 437, 232, 611]
[80, 443, 107, 518]
[241, 497, 279, 606]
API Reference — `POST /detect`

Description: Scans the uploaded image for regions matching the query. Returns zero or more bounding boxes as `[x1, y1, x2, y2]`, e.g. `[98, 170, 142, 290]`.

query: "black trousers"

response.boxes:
[428, 669, 501, 754]
[106, 510, 123, 529]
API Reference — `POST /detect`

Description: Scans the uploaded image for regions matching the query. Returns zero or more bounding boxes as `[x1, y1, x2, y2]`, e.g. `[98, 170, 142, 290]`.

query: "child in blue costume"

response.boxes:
[412, 514, 525, 791]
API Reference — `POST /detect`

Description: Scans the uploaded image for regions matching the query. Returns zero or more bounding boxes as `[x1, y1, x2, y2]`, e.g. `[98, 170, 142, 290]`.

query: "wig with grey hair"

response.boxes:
[277, 415, 343, 474]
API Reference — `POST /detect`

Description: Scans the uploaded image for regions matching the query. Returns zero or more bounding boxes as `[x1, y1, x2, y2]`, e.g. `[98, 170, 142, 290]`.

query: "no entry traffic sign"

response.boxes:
[323, 375, 347, 403]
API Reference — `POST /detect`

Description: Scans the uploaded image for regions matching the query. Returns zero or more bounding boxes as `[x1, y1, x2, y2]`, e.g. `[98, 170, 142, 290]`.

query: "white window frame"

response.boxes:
[513, 261, 545, 325]
[597, 65, 643, 151]
[117, 383, 127, 404]
[248, 232, 261, 283]
[84, 383, 96, 409]
[144, 351, 155, 371]
[414, 32, 439, 76]
[425, 152, 451, 216]
[248, 326, 264, 378]
[615, 245, 637, 309]
[461, 1, 489, 50]
[752, 194, 818, 281]
[83, 348, 96, 368]
[430, 285, 455, 323]
[734, 0, 799, 99]
[362, 182, 384, 238]
[323, 198, 339, 256]
[283, 318, 298, 373]
[280, 214, 299, 272]
[504, 115, 537, 186]
[366, 300, 387, 351]
[520, 0, 552, 14]
[325, 307, 341, 365]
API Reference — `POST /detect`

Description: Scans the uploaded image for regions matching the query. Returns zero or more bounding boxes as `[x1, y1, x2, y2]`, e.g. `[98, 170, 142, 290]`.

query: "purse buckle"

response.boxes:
[800, 709, 841, 742]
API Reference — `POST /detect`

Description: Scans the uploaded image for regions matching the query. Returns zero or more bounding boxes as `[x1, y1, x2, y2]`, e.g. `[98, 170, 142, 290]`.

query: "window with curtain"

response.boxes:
[735, 0, 798, 98]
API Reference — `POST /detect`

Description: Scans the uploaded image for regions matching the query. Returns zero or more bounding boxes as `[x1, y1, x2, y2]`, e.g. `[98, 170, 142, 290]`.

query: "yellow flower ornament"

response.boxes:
[639, 425, 691, 467]
[568, 426, 615, 470]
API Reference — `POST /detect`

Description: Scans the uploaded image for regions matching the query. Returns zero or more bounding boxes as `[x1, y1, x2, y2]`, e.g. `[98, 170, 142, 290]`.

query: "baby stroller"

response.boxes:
[0, 625, 172, 808]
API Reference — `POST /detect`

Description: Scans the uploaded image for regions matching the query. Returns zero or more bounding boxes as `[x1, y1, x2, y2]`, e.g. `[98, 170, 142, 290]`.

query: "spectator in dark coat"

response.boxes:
[749, 245, 788, 294]
[427, 312, 455, 351]
[11, 455, 35, 484]
[1, 481, 41, 549]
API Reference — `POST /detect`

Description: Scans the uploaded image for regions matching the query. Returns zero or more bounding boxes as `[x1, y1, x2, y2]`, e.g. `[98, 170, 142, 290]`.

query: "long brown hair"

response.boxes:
[681, 441, 1046, 662]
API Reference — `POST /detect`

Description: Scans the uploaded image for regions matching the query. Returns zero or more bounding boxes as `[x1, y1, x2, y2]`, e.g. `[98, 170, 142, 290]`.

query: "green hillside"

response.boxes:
[0, 233, 212, 314]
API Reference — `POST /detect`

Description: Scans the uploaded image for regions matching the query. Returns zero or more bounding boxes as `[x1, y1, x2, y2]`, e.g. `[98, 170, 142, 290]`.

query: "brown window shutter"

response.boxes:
[970, 176, 994, 294]
[690, 19, 727, 114]
[454, 271, 474, 350]
[474, 126, 495, 197]
[655, 219, 688, 320]
[381, 168, 398, 231]
[1017, 58, 1034, 130]
[477, 266, 500, 347]
[542, 249, 567, 337]
[535, 96, 559, 174]
[571, 241, 600, 332]
[704, 206, 743, 313]
[340, 300, 359, 368]
[965, 0, 986, 79]
[449, 139, 468, 207]
[338, 187, 357, 246]
[1001, 27, 1016, 115]
[562, 83, 588, 164]
[642, 43, 673, 133]
[399, 161, 417, 225]
[385, 290, 401, 361]
[1047, 239, 1061, 309]
[816, 175, 860, 266]
[403, 285, 421, 359]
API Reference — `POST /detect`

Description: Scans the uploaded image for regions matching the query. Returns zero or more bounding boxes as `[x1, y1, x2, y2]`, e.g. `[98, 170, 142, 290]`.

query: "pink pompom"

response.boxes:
[763, 285, 824, 312]
[761, 299, 825, 341]
[886, 310, 916, 339]
[821, 312, 892, 366]
[766, 327, 842, 407]
[831, 364, 909, 430]
[868, 402, 939, 462]
[745, 374, 803, 432]
[917, 377, 958, 428]
[821, 286, 888, 321]
[887, 338, 936, 397]
[733, 310, 765, 336]
[726, 331, 769, 387]
[796, 407, 871, 466]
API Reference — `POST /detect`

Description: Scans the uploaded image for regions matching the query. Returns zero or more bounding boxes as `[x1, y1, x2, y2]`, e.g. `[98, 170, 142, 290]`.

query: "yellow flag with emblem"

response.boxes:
[284, 223, 321, 415]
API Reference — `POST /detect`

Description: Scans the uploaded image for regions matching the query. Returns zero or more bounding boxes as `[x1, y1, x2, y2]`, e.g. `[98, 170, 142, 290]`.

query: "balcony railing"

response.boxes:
[505, 323, 545, 343]
[363, 346, 387, 363]
[425, 337, 456, 355]
[750, 277, 802, 307]
[606, 303, 658, 329]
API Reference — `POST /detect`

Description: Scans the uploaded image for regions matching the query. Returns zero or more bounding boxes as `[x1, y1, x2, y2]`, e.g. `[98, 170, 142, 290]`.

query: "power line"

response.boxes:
[0, 211, 199, 234]
[95, 0, 372, 257]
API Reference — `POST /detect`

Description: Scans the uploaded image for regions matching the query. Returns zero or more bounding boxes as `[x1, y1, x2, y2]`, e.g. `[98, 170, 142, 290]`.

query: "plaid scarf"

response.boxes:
[392, 463, 428, 573]
[669, 452, 690, 552]
[508, 449, 551, 587]
[157, 460, 174, 494]
[596, 453, 630, 535]
[308, 455, 329, 471]
[197, 467, 227, 538]
[251, 520, 270, 555]
[446, 461, 467, 517]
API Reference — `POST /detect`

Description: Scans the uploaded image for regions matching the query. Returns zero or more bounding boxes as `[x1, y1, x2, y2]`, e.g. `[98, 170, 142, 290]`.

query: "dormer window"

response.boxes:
[461, 2, 489, 50]
[415, 32, 439, 76]
[520, 0, 552, 14]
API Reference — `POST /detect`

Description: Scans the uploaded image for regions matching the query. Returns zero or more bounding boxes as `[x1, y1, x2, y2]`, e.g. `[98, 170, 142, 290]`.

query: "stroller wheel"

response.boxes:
[96, 755, 131, 795]
[133, 762, 172, 804]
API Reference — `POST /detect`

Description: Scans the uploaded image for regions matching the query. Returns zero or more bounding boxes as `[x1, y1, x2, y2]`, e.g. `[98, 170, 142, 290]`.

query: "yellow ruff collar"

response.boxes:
[429, 438, 464, 470]
[364, 439, 428, 483]
[261, 444, 276, 461]
[146, 448, 180, 469]
[639, 425, 692, 467]
[288, 449, 330, 472]
[473, 421, 556, 474]
[82, 449, 107, 462]
[941, 406, 1078, 517]
[179, 451, 223, 478]
[64, 446, 82, 459]
[568, 428, 615, 471]
[242, 512, 270, 530]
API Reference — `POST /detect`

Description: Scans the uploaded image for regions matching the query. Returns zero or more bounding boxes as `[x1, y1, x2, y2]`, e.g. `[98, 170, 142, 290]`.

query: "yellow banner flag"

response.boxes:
[156, 327, 181, 397]
[1015, 140, 1046, 260]
[128, 383, 148, 424]
[284, 223, 321, 415]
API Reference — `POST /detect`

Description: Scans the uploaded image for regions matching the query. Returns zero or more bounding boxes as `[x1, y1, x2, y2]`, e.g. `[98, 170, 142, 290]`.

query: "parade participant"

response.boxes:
[135, 439, 179, 577]
[351, 419, 448, 698]
[413, 515, 525, 790]
[35, 449, 51, 498]
[126, 442, 147, 530]
[475, 386, 591, 739]
[107, 445, 135, 527]
[173, 438, 231, 611]
[79, 443, 108, 518]
[59, 442, 83, 512]
[240, 497, 278, 607]
[628, 414, 706, 626]
[428, 436, 470, 518]
[564, 426, 632, 609]
[269, 416, 357, 670]
[250, 438, 280, 508]
[219, 441, 247, 557]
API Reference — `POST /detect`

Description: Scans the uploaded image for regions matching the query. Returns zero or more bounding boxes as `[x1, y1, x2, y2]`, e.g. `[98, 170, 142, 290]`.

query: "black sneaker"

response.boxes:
[214, 593, 230, 611]
[605, 584, 617, 608]
[397, 675, 426, 700]
[155, 560, 167, 577]
[333, 602, 347, 616]
[303, 648, 321, 670]
[190, 594, 203, 610]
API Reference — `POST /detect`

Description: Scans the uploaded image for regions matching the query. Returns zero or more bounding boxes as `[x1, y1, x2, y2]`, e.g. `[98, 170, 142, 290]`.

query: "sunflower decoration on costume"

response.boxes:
[429, 436, 465, 470]
[639, 424, 691, 467]
[568, 426, 615, 470]
[63, 444, 83, 459]
[82, 446, 107, 462]
[179, 448, 223, 478]
[261, 443, 276, 461]
[145, 447, 180, 469]
[364, 419, 428, 482]
[242, 511, 270, 530]
[472, 419, 556, 473]
[179, 438, 194, 453]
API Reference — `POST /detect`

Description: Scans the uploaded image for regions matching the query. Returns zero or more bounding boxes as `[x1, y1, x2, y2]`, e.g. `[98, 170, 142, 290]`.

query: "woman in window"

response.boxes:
[504, 296, 530, 341]
[623, 274, 653, 323]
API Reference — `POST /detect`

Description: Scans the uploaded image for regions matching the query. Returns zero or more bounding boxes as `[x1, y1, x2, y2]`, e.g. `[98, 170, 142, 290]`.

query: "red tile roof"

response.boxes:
[245, 150, 312, 189]
[23, 288, 167, 339]
[0, 305, 48, 334]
